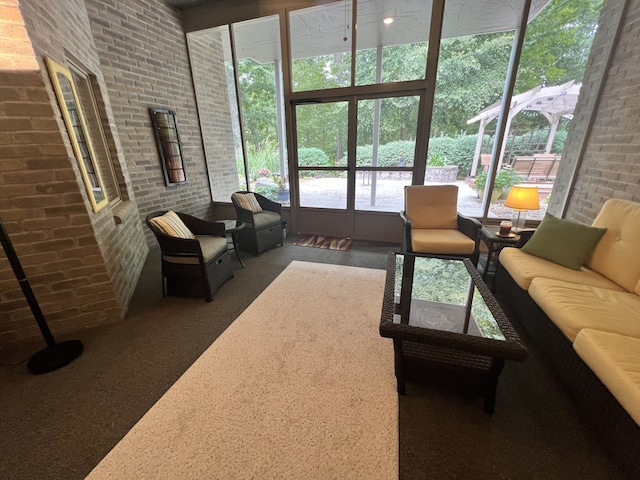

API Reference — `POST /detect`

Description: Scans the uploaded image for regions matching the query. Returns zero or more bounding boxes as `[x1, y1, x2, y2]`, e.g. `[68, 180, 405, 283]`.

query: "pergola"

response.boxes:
[467, 80, 581, 176]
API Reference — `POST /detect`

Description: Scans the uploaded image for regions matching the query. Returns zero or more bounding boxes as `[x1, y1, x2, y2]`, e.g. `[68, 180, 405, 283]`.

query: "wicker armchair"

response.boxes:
[401, 185, 482, 266]
[146, 211, 233, 302]
[231, 191, 284, 256]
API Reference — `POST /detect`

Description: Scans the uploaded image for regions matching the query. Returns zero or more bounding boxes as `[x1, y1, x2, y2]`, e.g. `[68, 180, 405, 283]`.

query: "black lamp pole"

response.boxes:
[0, 216, 83, 374]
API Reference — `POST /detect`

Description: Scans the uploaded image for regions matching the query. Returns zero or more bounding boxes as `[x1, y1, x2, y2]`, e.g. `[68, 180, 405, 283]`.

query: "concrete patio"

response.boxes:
[294, 175, 549, 221]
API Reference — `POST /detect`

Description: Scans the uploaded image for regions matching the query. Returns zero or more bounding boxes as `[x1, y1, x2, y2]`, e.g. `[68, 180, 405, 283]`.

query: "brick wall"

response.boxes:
[0, 0, 148, 344]
[188, 30, 240, 203]
[84, 0, 216, 239]
[551, 0, 640, 224]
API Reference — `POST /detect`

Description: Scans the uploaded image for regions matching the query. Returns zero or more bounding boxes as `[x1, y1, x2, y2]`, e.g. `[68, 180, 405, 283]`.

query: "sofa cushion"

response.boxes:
[573, 329, 640, 426]
[150, 211, 195, 239]
[587, 199, 640, 294]
[411, 229, 476, 255]
[499, 248, 624, 292]
[528, 278, 640, 341]
[521, 213, 606, 270]
[404, 185, 458, 230]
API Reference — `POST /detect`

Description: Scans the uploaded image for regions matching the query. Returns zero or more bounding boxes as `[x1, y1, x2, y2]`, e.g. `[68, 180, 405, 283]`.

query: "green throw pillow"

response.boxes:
[521, 213, 606, 270]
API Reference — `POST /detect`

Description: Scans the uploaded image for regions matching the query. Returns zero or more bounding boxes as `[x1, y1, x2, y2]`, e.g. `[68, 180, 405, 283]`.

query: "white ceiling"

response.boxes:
[188, 0, 552, 63]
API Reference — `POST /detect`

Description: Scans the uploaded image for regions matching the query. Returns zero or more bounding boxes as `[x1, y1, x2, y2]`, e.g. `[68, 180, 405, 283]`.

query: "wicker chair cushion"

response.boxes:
[150, 211, 195, 239]
[521, 213, 606, 270]
[232, 192, 263, 213]
[587, 199, 640, 294]
[498, 248, 624, 292]
[573, 329, 640, 426]
[528, 278, 640, 341]
[253, 211, 281, 229]
[163, 237, 227, 265]
[410, 229, 475, 255]
[404, 185, 458, 230]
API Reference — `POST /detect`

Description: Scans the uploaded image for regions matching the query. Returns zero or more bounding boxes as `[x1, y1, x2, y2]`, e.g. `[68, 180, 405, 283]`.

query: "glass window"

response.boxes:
[355, 0, 429, 85]
[189, 16, 287, 204]
[233, 16, 287, 202]
[69, 66, 122, 206]
[355, 96, 419, 212]
[290, 2, 352, 92]
[46, 57, 108, 212]
[295, 102, 348, 209]
[188, 26, 243, 201]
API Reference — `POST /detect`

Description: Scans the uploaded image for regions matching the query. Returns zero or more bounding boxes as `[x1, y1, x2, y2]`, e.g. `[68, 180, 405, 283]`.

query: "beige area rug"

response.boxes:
[86, 261, 397, 480]
[294, 234, 353, 251]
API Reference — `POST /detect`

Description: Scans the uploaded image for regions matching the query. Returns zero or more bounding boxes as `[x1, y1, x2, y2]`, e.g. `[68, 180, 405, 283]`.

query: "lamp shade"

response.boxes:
[504, 185, 540, 211]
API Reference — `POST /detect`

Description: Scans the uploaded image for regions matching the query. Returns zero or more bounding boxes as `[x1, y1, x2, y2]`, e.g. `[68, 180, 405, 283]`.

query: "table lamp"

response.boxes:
[504, 185, 540, 232]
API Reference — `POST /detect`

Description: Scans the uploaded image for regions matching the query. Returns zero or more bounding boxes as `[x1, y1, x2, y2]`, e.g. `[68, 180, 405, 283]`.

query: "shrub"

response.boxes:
[474, 169, 522, 190]
[427, 151, 453, 166]
[378, 141, 415, 167]
[356, 145, 373, 166]
[298, 147, 330, 167]
[255, 183, 278, 201]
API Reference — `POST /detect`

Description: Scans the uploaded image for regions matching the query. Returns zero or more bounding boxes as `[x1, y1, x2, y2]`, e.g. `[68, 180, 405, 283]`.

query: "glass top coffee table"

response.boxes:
[380, 253, 527, 413]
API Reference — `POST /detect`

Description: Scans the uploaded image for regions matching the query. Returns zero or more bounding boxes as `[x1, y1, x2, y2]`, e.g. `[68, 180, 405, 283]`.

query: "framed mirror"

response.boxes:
[149, 108, 187, 186]
[46, 57, 108, 212]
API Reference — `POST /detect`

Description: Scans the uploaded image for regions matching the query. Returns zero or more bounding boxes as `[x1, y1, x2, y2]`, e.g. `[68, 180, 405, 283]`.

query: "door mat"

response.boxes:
[293, 235, 353, 251]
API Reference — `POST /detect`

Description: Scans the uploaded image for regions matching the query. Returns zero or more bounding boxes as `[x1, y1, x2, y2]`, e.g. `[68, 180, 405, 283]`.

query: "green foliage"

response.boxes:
[434, 34, 513, 136]
[494, 169, 522, 188]
[474, 169, 522, 190]
[298, 147, 330, 167]
[378, 141, 415, 167]
[356, 145, 373, 166]
[516, 0, 603, 90]
[241, 139, 281, 182]
[255, 183, 278, 201]
[427, 151, 452, 166]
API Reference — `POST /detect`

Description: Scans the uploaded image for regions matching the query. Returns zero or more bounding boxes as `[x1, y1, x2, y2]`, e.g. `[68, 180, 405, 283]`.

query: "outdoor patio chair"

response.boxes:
[231, 191, 284, 256]
[146, 210, 233, 302]
[401, 185, 482, 265]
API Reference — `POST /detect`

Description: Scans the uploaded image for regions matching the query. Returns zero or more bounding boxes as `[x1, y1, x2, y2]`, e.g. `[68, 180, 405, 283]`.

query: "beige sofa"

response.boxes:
[495, 199, 640, 478]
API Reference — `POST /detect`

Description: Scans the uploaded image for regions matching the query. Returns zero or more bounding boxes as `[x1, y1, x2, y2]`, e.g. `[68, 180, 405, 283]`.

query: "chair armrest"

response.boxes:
[233, 205, 255, 225]
[176, 213, 226, 237]
[457, 214, 482, 240]
[458, 214, 482, 266]
[400, 210, 412, 252]
[155, 234, 202, 257]
[256, 195, 282, 215]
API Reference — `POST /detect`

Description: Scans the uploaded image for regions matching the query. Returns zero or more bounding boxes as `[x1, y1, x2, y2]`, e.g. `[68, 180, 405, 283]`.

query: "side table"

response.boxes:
[220, 220, 245, 268]
[479, 227, 520, 283]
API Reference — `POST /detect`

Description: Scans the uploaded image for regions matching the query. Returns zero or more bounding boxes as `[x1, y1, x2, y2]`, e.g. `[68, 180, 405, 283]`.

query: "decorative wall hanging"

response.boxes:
[149, 107, 187, 186]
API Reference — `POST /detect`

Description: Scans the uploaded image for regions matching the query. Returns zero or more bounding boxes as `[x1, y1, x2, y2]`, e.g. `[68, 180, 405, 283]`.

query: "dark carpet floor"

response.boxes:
[0, 235, 628, 479]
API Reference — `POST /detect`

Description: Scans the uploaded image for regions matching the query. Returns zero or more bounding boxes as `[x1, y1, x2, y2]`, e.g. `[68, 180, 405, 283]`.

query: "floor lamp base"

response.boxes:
[27, 340, 83, 374]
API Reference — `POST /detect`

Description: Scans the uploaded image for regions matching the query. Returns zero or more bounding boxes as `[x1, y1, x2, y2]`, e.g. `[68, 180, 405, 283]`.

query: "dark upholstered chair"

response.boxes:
[401, 185, 482, 265]
[146, 211, 233, 302]
[231, 191, 284, 256]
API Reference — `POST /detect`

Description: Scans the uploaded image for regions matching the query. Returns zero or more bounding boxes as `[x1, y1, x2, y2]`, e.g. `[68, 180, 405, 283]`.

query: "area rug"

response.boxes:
[294, 234, 353, 251]
[86, 261, 397, 480]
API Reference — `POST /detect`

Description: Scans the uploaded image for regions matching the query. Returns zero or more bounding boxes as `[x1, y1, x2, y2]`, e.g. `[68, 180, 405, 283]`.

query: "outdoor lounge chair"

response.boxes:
[401, 185, 482, 265]
[146, 210, 233, 302]
[231, 191, 284, 256]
